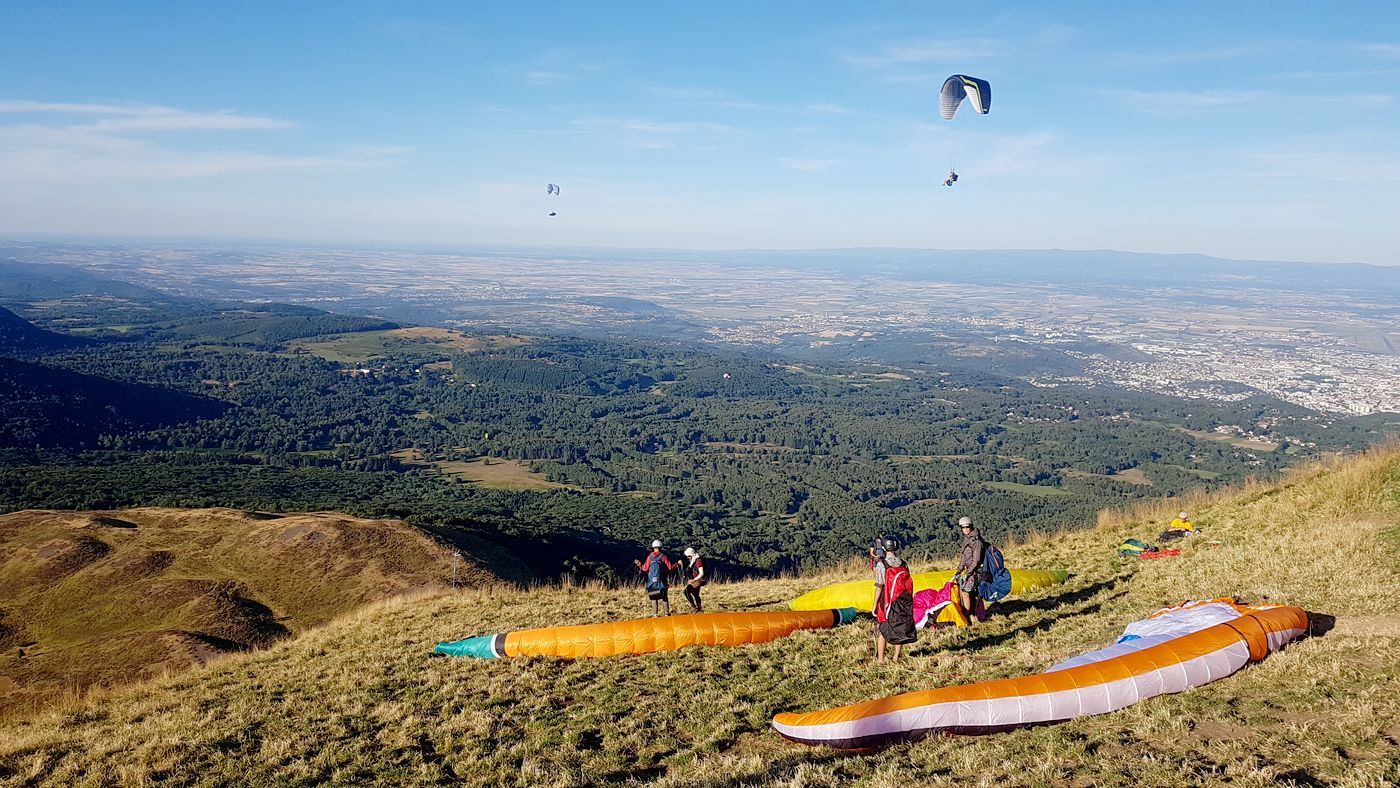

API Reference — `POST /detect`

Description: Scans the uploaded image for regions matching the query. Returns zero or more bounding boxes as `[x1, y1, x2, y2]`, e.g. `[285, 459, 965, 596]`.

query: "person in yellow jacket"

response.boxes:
[1160, 511, 1196, 542]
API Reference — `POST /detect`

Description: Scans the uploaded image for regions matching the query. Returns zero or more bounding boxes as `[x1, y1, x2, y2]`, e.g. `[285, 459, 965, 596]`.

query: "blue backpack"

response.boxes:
[977, 541, 1013, 601]
[646, 556, 668, 592]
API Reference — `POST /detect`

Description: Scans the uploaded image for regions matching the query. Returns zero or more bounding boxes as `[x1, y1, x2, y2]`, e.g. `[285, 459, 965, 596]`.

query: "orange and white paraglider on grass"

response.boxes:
[772, 599, 1308, 749]
[435, 608, 857, 660]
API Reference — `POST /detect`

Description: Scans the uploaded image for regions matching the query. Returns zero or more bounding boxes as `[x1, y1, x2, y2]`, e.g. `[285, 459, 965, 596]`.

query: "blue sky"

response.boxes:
[2, 2, 1399, 263]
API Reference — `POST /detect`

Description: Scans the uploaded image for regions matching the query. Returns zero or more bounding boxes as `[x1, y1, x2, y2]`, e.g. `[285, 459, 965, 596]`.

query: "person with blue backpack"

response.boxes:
[955, 516, 1013, 624]
[634, 540, 679, 616]
[954, 516, 985, 624]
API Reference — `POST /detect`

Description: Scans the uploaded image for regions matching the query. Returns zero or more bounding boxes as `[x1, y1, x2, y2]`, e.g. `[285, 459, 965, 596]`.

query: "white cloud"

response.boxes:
[842, 38, 1004, 69]
[643, 86, 763, 110]
[1100, 88, 1394, 113]
[1357, 43, 1400, 58]
[1230, 135, 1400, 184]
[496, 48, 615, 86]
[779, 156, 843, 172]
[0, 100, 294, 131]
[571, 116, 739, 150]
[1107, 44, 1272, 65]
[0, 100, 387, 186]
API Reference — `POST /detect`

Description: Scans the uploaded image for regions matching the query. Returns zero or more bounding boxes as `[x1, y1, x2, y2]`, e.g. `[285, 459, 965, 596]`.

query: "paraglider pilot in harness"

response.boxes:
[943, 169, 958, 187]
[875, 536, 916, 662]
[635, 540, 679, 616]
[954, 516, 984, 623]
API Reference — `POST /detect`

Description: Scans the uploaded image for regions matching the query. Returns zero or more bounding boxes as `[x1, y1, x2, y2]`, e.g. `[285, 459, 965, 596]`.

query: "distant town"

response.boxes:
[8, 240, 1399, 416]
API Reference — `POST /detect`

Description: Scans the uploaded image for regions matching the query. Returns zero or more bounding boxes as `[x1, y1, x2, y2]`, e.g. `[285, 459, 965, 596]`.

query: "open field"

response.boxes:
[4, 449, 1395, 785]
[1064, 467, 1154, 486]
[392, 449, 575, 492]
[1174, 426, 1280, 452]
[289, 328, 528, 364]
[1162, 462, 1223, 480]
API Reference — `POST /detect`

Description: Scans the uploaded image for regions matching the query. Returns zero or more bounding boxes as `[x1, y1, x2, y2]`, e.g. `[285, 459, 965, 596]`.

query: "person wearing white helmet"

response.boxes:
[1162, 510, 1197, 542]
[954, 516, 984, 623]
[681, 547, 706, 612]
[635, 540, 678, 616]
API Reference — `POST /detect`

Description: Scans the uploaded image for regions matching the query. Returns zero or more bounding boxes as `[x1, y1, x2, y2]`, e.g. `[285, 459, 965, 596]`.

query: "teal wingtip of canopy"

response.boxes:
[434, 634, 499, 659]
[837, 607, 858, 625]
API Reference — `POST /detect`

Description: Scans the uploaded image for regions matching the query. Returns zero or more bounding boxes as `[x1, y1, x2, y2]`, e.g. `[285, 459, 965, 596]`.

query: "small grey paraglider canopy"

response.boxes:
[546, 183, 560, 196]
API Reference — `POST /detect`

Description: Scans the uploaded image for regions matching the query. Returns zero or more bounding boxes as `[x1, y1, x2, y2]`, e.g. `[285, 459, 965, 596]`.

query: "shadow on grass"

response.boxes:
[1303, 611, 1336, 640]
[988, 575, 1128, 618]
[730, 598, 789, 611]
[1272, 768, 1331, 787]
[941, 577, 1127, 654]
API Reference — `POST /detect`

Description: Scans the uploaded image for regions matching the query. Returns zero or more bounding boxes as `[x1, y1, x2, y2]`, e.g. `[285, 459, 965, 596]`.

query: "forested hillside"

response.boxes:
[0, 358, 228, 448]
[2, 271, 1396, 580]
[0, 307, 92, 354]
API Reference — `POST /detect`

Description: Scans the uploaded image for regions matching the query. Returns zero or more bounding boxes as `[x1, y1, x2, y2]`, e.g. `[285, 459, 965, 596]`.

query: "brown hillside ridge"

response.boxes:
[0, 507, 491, 719]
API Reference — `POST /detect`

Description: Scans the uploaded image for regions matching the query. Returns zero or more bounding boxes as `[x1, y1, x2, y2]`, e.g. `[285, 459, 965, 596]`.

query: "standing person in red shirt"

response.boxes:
[875, 537, 917, 663]
[634, 540, 678, 616]
[681, 547, 705, 612]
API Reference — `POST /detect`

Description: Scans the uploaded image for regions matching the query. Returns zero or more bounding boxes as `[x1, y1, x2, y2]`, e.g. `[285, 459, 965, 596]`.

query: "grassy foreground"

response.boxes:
[2, 450, 1398, 786]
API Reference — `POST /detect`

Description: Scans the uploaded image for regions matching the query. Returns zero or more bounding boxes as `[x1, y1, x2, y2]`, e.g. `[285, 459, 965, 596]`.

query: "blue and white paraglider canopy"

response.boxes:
[939, 75, 991, 119]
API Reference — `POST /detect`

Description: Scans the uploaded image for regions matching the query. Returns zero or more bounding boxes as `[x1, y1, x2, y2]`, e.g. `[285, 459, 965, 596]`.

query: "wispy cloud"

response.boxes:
[1231, 134, 1400, 184]
[381, 18, 471, 48]
[841, 38, 1004, 69]
[1357, 43, 1400, 58]
[496, 48, 615, 86]
[0, 99, 393, 185]
[643, 86, 763, 110]
[779, 156, 844, 172]
[0, 100, 293, 131]
[1100, 88, 1393, 113]
[641, 87, 855, 117]
[1107, 44, 1272, 65]
[571, 115, 739, 150]
[905, 128, 1126, 180]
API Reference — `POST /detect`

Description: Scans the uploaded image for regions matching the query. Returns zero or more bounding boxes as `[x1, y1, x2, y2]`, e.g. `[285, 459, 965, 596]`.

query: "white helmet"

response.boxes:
[958, 516, 973, 527]
[1178, 512, 1189, 519]
[651, 539, 662, 548]
[684, 547, 697, 558]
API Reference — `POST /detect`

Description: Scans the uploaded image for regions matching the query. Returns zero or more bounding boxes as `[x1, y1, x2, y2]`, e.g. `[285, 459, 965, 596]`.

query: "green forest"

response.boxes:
[2, 288, 1395, 581]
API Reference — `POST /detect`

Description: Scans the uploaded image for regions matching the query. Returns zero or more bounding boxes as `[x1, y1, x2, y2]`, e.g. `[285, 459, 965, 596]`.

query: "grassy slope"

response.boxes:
[0, 508, 493, 721]
[1, 451, 1398, 787]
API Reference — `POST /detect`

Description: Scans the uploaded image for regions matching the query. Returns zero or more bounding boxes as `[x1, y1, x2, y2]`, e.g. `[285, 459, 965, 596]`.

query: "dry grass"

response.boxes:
[1, 449, 1398, 786]
[0, 508, 485, 721]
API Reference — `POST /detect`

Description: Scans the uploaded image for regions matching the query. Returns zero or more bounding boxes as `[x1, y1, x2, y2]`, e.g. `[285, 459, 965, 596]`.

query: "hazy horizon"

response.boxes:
[4, 3, 1400, 264]
[5, 232, 1399, 270]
